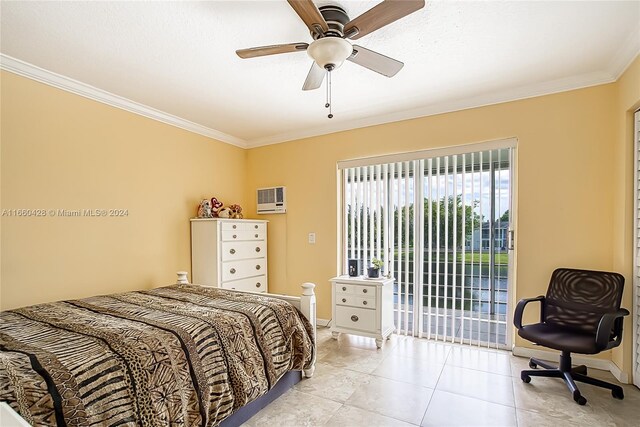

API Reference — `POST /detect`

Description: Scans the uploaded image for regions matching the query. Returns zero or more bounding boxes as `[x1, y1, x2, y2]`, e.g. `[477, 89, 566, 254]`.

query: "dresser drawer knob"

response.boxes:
[342, 286, 347, 291]
[363, 300, 368, 305]
[230, 268, 236, 274]
[230, 248, 236, 254]
[351, 315, 359, 322]
[255, 247, 261, 253]
[255, 234, 259, 238]
[256, 282, 261, 288]
[256, 265, 261, 270]
[233, 234, 237, 239]
[233, 225, 237, 229]
[255, 225, 259, 229]
[342, 298, 346, 303]
[362, 289, 368, 293]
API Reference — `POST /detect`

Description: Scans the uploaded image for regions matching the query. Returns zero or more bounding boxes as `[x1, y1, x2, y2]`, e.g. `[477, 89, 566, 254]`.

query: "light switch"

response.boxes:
[308, 233, 316, 244]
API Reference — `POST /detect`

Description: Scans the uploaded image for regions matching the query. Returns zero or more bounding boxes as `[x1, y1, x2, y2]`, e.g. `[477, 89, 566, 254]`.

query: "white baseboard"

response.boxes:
[316, 318, 331, 327]
[512, 346, 629, 384]
[608, 361, 630, 384]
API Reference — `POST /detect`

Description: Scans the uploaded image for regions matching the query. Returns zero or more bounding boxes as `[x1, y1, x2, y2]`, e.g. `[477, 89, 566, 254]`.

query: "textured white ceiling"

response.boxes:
[1, 1, 639, 147]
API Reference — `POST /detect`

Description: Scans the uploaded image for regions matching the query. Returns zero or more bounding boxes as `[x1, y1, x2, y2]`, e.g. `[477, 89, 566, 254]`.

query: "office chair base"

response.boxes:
[528, 358, 587, 375]
[521, 353, 624, 405]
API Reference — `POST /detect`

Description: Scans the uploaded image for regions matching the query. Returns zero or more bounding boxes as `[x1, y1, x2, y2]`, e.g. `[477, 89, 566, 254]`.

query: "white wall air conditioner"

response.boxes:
[257, 186, 286, 214]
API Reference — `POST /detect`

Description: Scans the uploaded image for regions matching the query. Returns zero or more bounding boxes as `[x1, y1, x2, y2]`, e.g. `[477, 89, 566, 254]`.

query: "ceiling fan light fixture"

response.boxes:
[307, 37, 352, 70]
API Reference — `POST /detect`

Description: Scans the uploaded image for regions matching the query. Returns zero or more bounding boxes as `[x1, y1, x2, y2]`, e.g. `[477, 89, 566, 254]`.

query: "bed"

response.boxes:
[0, 282, 316, 426]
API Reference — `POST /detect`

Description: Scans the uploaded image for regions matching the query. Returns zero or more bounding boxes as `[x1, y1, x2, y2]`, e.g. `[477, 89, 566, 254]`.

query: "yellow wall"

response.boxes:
[2, 57, 638, 377]
[612, 56, 640, 375]
[0, 71, 247, 309]
[246, 84, 620, 355]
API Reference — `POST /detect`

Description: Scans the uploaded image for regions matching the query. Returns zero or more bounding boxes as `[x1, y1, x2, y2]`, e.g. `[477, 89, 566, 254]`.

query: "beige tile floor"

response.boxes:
[242, 327, 640, 426]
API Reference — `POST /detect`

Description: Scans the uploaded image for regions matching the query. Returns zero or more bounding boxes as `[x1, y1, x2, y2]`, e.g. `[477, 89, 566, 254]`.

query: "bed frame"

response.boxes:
[206, 281, 317, 427]
[257, 283, 316, 376]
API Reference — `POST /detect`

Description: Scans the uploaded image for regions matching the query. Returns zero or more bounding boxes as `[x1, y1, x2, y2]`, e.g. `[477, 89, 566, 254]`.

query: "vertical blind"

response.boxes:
[341, 140, 514, 348]
[634, 110, 640, 388]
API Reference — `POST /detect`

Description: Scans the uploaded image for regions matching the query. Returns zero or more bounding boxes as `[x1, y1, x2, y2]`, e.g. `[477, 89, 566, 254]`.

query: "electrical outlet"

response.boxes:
[308, 233, 316, 244]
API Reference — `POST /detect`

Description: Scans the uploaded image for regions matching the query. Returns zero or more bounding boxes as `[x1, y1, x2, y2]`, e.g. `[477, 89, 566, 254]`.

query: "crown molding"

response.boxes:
[2, 51, 633, 151]
[0, 54, 248, 148]
[244, 70, 617, 148]
[611, 27, 640, 80]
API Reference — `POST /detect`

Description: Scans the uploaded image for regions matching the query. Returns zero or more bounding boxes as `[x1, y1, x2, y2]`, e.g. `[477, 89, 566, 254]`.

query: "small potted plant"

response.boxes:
[367, 258, 384, 278]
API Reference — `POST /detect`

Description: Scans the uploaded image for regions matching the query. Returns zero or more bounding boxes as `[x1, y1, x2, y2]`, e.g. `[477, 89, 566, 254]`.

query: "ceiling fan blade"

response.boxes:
[236, 43, 309, 59]
[287, 0, 329, 35]
[302, 62, 325, 91]
[344, 0, 425, 40]
[348, 45, 404, 77]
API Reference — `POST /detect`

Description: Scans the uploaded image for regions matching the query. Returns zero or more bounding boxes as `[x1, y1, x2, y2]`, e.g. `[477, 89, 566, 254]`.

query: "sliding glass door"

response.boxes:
[341, 141, 515, 349]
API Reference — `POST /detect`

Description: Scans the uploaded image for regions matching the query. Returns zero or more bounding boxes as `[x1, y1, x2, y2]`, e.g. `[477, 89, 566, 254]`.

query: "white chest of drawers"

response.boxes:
[191, 218, 268, 293]
[330, 276, 395, 348]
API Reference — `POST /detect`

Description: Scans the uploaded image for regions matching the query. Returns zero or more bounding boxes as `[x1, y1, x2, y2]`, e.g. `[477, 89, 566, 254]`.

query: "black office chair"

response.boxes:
[513, 268, 629, 405]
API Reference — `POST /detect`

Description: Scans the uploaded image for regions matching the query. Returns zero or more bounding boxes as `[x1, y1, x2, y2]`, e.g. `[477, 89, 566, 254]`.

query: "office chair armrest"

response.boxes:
[514, 296, 545, 329]
[595, 308, 630, 350]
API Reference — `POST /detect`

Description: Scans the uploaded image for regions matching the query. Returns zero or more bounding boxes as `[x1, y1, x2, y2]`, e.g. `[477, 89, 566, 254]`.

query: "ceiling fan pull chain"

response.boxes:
[325, 69, 330, 109]
[327, 70, 333, 119]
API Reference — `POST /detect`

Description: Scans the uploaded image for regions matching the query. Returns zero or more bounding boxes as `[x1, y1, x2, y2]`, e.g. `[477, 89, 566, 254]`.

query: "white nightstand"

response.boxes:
[330, 275, 395, 348]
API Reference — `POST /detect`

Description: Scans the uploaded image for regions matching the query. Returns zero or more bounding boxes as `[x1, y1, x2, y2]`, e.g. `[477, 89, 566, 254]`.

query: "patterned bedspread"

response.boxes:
[0, 285, 315, 426]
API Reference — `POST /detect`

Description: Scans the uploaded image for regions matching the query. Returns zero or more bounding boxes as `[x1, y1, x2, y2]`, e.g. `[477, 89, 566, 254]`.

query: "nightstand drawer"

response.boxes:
[221, 241, 266, 261]
[335, 306, 376, 332]
[222, 275, 267, 292]
[336, 295, 375, 309]
[335, 283, 376, 298]
[335, 282, 376, 296]
[222, 259, 266, 281]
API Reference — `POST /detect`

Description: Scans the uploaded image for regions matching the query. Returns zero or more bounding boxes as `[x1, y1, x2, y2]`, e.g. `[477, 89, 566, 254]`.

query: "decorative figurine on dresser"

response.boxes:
[191, 218, 268, 293]
[330, 275, 395, 348]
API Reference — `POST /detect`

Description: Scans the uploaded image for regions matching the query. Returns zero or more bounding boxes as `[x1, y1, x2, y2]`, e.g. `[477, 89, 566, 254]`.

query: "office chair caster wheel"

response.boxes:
[573, 392, 587, 405]
[521, 373, 531, 383]
[612, 388, 624, 400]
[572, 365, 587, 375]
[528, 360, 537, 369]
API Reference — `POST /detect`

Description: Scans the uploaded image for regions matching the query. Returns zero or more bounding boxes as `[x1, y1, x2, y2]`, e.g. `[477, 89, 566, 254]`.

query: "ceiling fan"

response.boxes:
[236, 0, 425, 117]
